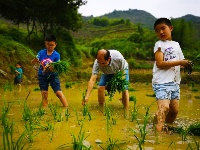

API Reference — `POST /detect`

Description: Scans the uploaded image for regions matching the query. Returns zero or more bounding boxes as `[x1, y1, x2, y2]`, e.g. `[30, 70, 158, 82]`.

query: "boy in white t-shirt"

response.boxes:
[152, 18, 192, 132]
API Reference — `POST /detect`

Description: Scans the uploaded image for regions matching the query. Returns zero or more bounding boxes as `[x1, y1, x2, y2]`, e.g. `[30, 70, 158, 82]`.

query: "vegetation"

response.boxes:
[0, 0, 87, 41]
[0, 8, 200, 85]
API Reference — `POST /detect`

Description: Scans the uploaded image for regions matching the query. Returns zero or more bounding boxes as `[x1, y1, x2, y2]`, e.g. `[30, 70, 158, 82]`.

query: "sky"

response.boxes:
[78, 0, 200, 19]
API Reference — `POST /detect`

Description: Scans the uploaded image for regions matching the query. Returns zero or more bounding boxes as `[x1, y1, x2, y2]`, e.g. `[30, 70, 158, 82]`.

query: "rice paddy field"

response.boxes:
[0, 81, 200, 150]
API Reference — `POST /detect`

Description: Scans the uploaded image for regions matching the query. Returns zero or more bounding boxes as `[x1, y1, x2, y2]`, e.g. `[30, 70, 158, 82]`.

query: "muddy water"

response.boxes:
[0, 82, 200, 150]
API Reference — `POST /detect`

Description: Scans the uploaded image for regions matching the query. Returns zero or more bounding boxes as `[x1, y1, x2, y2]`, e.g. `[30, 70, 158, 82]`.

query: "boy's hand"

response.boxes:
[31, 58, 40, 64]
[43, 63, 54, 72]
[183, 60, 194, 75]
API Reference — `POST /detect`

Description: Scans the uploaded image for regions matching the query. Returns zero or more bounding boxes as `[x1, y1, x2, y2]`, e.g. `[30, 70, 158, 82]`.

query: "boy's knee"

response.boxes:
[169, 108, 178, 115]
[42, 91, 48, 98]
[159, 104, 170, 114]
[98, 86, 105, 92]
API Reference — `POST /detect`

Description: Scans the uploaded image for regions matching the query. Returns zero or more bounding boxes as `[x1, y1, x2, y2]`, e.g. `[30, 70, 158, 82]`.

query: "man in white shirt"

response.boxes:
[82, 49, 129, 109]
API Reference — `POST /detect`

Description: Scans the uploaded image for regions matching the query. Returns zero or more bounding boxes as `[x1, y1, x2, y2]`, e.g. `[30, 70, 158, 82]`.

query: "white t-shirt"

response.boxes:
[92, 50, 128, 75]
[152, 40, 185, 84]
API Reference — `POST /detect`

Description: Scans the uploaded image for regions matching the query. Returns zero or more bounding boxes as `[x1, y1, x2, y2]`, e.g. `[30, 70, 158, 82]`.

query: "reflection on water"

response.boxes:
[0, 82, 200, 149]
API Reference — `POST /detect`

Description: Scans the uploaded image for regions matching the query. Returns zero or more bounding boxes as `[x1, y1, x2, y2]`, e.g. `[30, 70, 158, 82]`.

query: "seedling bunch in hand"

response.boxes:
[106, 71, 129, 101]
[45, 60, 70, 75]
[184, 54, 200, 75]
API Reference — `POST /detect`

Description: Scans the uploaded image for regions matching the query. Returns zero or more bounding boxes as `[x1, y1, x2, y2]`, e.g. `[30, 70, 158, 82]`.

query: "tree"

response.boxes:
[0, 0, 87, 41]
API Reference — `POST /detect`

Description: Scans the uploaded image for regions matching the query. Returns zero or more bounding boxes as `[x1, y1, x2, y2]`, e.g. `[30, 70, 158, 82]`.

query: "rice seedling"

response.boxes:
[34, 121, 55, 142]
[36, 101, 46, 118]
[130, 103, 153, 147]
[184, 53, 200, 75]
[104, 101, 118, 149]
[3, 82, 14, 92]
[168, 140, 177, 150]
[107, 137, 120, 150]
[9, 65, 16, 74]
[80, 89, 92, 121]
[128, 87, 136, 92]
[1, 98, 12, 125]
[22, 100, 33, 122]
[74, 107, 82, 125]
[82, 104, 90, 116]
[65, 108, 70, 121]
[129, 96, 138, 122]
[3, 120, 28, 150]
[17, 43, 36, 58]
[65, 81, 72, 88]
[187, 122, 200, 136]
[57, 123, 91, 149]
[24, 119, 38, 143]
[104, 103, 112, 137]
[186, 138, 199, 150]
[48, 103, 63, 122]
[106, 71, 129, 101]
[33, 87, 40, 91]
[49, 123, 55, 142]
[168, 122, 200, 141]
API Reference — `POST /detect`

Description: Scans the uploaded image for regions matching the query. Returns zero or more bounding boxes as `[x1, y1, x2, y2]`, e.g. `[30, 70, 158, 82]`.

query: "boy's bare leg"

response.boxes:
[154, 100, 170, 132]
[165, 100, 179, 123]
[41, 91, 48, 107]
[18, 84, 22, 92]
[98, 86, 105, 106]
[122, 90, 129, 109]
[56, 91, 68, 107]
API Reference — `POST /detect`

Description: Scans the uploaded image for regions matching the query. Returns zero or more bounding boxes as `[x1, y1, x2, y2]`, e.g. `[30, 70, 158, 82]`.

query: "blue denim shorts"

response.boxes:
[99, 69, 129, 90]
[38, 75, 61, 92]
[152, 82, 180, 100]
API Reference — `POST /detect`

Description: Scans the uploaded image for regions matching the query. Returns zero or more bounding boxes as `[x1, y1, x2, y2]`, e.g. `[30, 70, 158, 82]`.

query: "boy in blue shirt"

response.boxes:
[32, 34, 68, 107]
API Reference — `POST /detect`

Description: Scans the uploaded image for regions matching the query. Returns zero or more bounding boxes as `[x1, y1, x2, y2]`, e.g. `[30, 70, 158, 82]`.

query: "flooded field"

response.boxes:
[0, 81, 200, 150]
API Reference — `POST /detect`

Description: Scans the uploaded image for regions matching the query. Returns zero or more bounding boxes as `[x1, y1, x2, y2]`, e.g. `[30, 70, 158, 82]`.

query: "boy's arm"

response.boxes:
[31, 58, 40, 64]
[155, 48, 189, 69]
[15, 70, 20, 75]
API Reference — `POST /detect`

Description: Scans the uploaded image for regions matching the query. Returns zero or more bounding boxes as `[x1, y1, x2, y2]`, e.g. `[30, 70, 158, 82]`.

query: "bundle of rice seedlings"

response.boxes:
[49, 60, 70, 75]
[17, 43, 36, 57]
[106, 71, 129, 101]
[9, 65, 16, 74]
[184, 54, 200, 75]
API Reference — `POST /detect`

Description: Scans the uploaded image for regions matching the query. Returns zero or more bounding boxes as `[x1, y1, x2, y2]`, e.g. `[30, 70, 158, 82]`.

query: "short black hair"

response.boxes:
[104, 50, 110, 61]
[16, 62, 22, 66]
[154, 18, 172, 29]
[45, 34, 56, 42]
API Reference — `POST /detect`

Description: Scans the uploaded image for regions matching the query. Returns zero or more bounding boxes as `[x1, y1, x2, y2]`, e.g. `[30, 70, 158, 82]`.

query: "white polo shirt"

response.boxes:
[92, 50, 128, 75]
